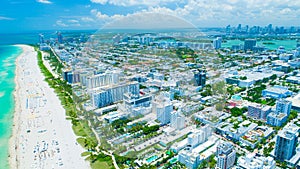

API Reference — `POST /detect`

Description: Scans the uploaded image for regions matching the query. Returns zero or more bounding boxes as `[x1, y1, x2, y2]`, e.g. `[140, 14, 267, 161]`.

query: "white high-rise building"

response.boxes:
[153, 95, 173, 125]
[187, 125, 212, 148]
[92, 82, 139, 108]
[170, 111, 185, 130]
[86, 71, 120, 89]
[274, 124, 299, 162]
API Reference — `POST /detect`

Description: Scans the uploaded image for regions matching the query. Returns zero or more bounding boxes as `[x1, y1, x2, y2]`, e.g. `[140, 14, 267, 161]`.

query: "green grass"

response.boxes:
[81, 151, 91, 157]
[73, 124, 88, 137]
[91, 161, 113, 169]
[77, 137, 87, 148]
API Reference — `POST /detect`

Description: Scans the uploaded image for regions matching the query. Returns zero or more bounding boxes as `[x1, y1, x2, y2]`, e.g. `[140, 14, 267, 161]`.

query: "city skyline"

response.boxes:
[1, 0, 300, 32]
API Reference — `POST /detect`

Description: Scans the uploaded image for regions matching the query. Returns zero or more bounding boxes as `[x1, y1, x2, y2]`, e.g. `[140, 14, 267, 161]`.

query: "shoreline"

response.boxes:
[9, 45, 89, 169]
[9, 44, 22, 169]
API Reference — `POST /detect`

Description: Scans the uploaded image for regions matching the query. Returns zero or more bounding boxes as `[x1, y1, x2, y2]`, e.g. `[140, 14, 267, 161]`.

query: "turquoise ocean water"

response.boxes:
[0, 45, 22, 169]
[223, 39, 298, 50]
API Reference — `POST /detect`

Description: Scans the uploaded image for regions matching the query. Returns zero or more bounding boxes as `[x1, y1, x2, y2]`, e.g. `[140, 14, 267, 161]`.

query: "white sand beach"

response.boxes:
[9, 45, 90, 169]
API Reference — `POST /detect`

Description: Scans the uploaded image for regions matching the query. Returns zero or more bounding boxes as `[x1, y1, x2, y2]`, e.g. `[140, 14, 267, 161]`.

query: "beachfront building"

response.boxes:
[152, 95, 173, 125]
[86, 71, 120, 89]
[274, 124, 299, 162]
[216, 142, 236, 169]
[170, 111, 185, 130]
[91, 82, 139, 108]
[247, 103, 271, 120]
[262, 85, 292, 99]
[237, 153, 276, 169]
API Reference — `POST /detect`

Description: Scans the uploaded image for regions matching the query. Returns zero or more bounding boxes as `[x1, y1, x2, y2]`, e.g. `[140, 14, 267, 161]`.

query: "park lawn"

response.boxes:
[91, 161, 112, 169]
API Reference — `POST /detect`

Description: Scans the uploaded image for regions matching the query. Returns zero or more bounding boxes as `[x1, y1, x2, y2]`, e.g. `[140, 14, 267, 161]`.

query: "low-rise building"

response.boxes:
[262, 85, 292, 99]
[237, 153, 276, 169]
[240, 126, 274, 149]
[267, 112, 287, 127]
[247, 103, 271, 120]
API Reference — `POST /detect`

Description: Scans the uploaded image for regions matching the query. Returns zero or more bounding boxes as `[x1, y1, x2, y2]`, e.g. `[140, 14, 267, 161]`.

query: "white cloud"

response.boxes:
[0, 16, 14, 20]
[91, 9, 110, 20]
[36, 0, 52, 4]
[55, 20, 68, 27]
[88, 0, 300, 27]
[90, 0, 179, 7]
[81, 17, 95, 22]
[68, 19, 79, 23]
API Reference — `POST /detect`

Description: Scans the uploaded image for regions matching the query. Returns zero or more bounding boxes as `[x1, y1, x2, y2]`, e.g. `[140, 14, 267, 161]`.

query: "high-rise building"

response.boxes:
[86, 71, 120, 89]
[153, 95, 173, 125]
[274, 124, 299, 161]
[244, 39, 256, 51]
[217, 142, 236, 169]
[178, 126, 212, 169]
[213, 37, 222, 49]
[194, 70, 206, 87]
[92, 82, 139, 108]
[57, 31, 63, 43]
[275, 99, 292, 116]
[39, 34, 45, 44]
[170, 111, 185, 130]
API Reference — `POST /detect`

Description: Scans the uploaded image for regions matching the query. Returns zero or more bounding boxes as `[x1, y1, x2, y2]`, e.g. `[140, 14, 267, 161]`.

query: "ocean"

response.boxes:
[0, 45, 22, 169]
[223, 39, 298, 50]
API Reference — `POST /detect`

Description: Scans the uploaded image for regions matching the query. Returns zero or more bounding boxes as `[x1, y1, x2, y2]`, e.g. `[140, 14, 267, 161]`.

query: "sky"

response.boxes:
[1, 0, 300, 32]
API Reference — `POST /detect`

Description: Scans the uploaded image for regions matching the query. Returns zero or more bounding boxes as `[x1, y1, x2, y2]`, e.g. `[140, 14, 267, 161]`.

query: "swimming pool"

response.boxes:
[146, 155, 158, 163]
[231, 94, 242, 101]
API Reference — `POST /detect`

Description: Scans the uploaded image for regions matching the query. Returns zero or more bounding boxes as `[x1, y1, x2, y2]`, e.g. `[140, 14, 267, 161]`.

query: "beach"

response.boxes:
[9, 45, 90, 169]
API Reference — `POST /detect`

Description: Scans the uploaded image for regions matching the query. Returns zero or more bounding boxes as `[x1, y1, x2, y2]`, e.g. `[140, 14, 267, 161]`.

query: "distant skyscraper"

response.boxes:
[237, 24, 242, 32]
[57, 31, 63, 43]
[194, 70, 206, 87]
[226, 25, 231, 34]
[39, 34, 44, 44]
[274, 124, 299, 161]
[213, 37, 222, 49]
[244, 39, 256, 51]
[275, 99, 292, 116]
[217, 142, 236, 169]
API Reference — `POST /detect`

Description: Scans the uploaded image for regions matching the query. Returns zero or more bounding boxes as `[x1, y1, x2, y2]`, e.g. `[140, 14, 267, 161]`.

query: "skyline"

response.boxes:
[1, 0, 300, 33]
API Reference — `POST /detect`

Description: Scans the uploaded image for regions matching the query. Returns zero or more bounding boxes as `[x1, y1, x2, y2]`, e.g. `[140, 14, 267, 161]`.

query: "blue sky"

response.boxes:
[1, 0, 300, 32]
